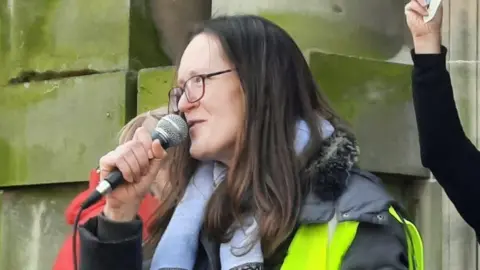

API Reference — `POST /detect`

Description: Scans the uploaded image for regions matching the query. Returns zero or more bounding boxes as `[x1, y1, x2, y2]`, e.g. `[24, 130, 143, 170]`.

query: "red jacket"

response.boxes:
[53, 169, 159, 270]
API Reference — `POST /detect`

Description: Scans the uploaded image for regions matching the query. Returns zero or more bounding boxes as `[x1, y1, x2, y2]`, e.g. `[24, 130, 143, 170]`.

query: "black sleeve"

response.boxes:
[341, 218, 408, 270]
[79, 214, 144, 270]
[411, 46, 480, 235]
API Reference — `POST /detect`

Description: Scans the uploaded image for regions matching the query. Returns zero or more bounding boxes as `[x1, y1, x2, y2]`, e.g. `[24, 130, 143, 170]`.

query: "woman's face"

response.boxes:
[177, 33, 243, 166]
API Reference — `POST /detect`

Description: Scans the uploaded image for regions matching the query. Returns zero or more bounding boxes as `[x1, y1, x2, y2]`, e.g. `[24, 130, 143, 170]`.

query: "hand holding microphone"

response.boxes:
[100, 127, 166, 222]
[83, 114, 188, 222]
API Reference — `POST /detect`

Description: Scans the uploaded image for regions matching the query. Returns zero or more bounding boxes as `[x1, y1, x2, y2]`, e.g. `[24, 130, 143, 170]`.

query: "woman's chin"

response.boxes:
[189, 144, 209, 161]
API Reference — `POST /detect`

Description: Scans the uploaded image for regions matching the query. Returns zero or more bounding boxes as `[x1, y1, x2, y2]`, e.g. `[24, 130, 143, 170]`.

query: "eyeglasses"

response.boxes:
[168, 69, 234, 113]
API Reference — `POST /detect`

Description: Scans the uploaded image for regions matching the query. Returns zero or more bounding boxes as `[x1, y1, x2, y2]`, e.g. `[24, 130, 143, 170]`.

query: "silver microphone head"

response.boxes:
[154, 114, 188, 147]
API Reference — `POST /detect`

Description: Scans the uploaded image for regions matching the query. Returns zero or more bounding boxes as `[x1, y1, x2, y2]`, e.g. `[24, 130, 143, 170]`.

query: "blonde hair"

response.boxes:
[117, 106, 169, 144]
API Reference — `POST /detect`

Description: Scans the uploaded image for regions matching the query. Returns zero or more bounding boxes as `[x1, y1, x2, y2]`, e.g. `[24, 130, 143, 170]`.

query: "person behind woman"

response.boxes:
[78, 15, 423, 270]
[406, 1, 480, 238]
[53, 107, 169, 270]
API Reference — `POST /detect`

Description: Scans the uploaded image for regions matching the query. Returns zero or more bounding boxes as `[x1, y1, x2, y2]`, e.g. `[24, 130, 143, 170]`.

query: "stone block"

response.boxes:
[137, 67, 175, 113]
[448, 0, 478, 62]
[212, 0, 407, 60]
[0, 0, 170, 84]
[0, 183, 87, 270]
[0, 71, 133, 186]
[411, 179, 445, 270]
[309, 51, 429, 177]
[150, 0, 212, 62]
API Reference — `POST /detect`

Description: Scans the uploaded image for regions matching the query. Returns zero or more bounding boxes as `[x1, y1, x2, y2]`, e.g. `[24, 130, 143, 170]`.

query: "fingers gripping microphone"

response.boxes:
[80, 114, 188, 210]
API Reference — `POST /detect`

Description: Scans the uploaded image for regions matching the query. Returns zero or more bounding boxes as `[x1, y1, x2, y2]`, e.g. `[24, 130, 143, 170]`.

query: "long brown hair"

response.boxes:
[145, 15, 350, 258]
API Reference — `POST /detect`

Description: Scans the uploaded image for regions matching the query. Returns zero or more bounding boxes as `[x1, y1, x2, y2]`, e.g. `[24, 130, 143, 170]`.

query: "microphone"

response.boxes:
[80, 114, 188, 210]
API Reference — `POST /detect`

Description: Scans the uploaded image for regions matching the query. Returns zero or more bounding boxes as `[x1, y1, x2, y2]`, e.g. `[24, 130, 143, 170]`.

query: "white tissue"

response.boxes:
[423, 0, 442, 23]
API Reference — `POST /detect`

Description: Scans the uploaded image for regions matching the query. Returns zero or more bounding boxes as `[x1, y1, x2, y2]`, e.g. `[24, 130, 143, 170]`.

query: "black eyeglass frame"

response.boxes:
[168, 69, 234, 113]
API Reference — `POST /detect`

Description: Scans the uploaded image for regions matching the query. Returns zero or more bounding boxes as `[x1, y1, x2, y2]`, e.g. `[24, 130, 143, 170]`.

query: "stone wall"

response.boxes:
[0, 0, 207, 269]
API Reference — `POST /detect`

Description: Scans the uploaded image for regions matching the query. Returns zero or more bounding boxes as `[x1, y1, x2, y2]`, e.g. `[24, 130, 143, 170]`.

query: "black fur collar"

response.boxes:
[302, 130, 360, 201]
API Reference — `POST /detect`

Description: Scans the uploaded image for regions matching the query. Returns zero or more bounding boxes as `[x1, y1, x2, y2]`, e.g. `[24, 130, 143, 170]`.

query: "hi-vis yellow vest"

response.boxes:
[281, 206, 423, 270]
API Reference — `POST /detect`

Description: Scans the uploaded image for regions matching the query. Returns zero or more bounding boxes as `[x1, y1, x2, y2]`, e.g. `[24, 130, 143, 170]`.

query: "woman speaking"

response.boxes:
[77, 15, 422, 270]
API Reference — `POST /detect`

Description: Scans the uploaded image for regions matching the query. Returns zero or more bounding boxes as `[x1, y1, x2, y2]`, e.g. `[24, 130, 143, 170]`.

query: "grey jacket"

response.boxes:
[79, 131, 411, 270]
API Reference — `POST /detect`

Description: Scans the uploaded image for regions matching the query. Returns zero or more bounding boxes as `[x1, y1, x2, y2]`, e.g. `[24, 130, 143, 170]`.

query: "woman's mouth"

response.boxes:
[187, 120, 205, 130]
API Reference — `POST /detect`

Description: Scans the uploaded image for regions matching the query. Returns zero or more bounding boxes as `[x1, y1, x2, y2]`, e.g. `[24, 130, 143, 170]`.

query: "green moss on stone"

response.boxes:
[1, 0, 131, 83]
[259, 12, 403, 60]
[309, 51, 412, 123]
[0, 72, 128, 187]
[137, 67, 175, 113]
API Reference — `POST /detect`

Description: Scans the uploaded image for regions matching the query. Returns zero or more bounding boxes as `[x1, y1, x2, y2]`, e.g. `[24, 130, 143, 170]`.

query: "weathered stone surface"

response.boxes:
[212, 0, 408, 60]
[0, 0, 170, 84]
[150, 0, 212, 62]
[309, 51, 428, 177]
[0, 72, 132, 186]
[137, 67, 174, 113]
[129, 0, 172, 71]
[0, 183, 87, 270]
[410, 179, 444, 270]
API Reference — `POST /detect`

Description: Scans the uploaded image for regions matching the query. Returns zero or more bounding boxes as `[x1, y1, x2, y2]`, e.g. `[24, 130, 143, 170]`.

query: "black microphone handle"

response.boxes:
[80, 130, 169, 209]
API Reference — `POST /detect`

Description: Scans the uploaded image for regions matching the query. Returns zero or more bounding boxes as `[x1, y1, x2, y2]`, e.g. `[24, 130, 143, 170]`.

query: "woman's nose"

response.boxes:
[178, 93, 197, 113]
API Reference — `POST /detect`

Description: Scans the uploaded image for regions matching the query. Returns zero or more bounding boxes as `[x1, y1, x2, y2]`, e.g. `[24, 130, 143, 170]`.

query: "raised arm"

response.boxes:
[406, 0, 480, 236]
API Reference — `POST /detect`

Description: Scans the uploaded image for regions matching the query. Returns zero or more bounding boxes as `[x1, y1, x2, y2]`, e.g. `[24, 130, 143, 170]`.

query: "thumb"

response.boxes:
[136, 155, 166, 195]
[151, 139, 166, 159]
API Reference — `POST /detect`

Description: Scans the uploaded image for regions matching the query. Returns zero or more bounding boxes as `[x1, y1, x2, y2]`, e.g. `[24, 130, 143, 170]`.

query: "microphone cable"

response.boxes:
[72, 207, 84, 270]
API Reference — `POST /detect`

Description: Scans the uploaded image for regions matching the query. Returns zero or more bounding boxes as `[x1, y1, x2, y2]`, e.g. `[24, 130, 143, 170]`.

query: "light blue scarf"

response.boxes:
[150, 119, 334, 270]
